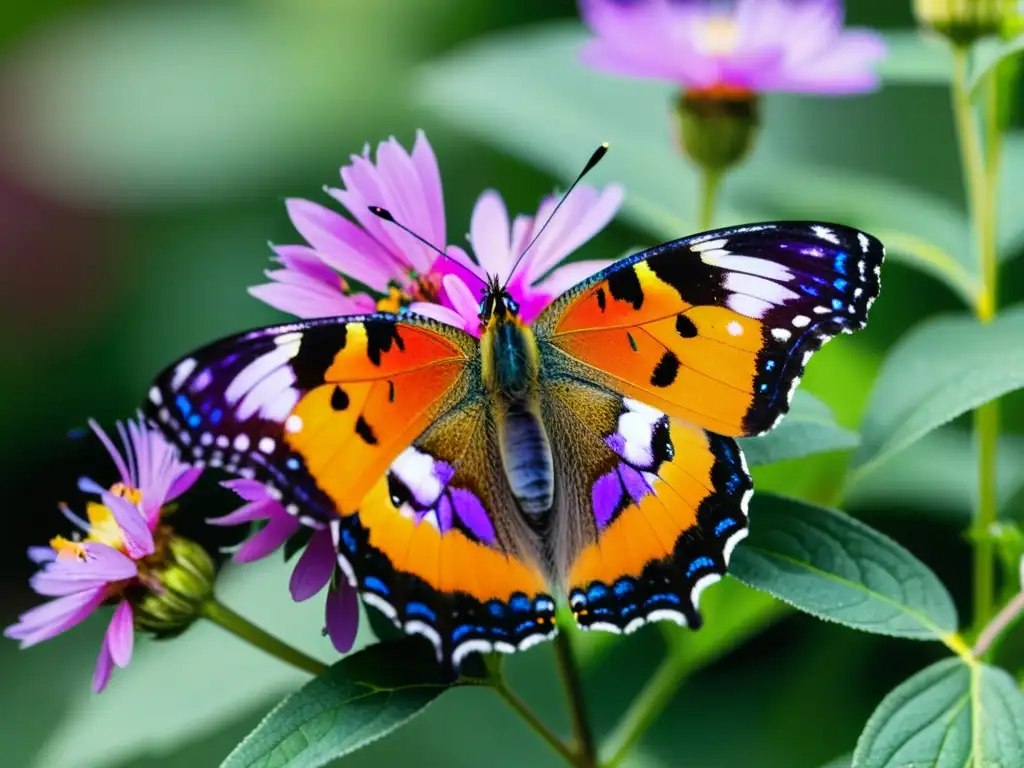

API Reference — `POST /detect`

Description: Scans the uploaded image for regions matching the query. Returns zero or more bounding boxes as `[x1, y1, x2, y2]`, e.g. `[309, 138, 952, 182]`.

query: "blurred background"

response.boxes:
[2, 1, 1022, 766]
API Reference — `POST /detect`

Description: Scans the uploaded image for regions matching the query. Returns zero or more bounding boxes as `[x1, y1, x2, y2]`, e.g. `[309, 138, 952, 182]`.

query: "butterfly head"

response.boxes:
[479, 274, 520, 328]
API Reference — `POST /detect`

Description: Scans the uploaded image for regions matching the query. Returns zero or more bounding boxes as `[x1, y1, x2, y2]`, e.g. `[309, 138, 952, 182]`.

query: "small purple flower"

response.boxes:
[4, 418, 203, 693]
[410, 184, 623, 333]
[209, 480, 358, 653]
[250, 130, 452, 319]
[579, 0, 886, 96]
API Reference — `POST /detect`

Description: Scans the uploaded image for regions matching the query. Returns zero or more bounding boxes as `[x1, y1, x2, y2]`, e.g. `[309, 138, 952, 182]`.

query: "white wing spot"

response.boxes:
[233, 434, 250, 452]
[857, 232, 871, 253]
[148, 387, 163, 406]
[771, 328, 792, 341]
[170, 358, 197, 391]
[690, 237, 729, 253]
[259, 437, 276, 454]
[285, 414, 303, 433]
[792, 315, 810, 328]
[726, 321, 744, 336]
[811, 225, 840, 245]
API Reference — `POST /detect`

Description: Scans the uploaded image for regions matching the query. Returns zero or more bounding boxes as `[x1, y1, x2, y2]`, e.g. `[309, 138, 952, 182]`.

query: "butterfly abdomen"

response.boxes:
[498, 402, 555, 519]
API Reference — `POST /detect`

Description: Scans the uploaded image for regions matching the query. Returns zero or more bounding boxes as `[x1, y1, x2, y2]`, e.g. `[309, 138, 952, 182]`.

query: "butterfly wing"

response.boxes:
[541, 378, 750, 632]
[146, 313, 474, 518]
[146, 313, 554, 666]
[533, 222, 884, 436]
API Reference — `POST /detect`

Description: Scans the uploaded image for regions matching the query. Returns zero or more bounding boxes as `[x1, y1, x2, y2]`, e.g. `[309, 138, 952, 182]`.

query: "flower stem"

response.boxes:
[488, 668, 581, 768]
[973, 590, 1024, 658]
[952, 45, 1004, 637]
[698, 167, 723, 231]
[554, 630, 597, 767]
[200, 598, 327, 676]
[600, 651, 687, 768]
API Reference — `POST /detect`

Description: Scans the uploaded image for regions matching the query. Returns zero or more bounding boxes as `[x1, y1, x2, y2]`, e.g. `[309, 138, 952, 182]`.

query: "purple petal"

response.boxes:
[87, 419, 131, 487]
[273, 244, 341, 287]
[469, 189, 511, 278]
[325, 579, 358, 653]
[408, 302, 474, 333]
[92, 640, 114, 693]
[28, 546, 56, 564]
[106, 600, 134, 668]
[289, 528, 336, 602]
[221, 479, 274, 503]
[207, 498, 279, 528]
[233, 514, 301, 563]
[99, 492, 154, 559]
[411, 129, 446, 249]
[166, 465, 203, 503]
[442, 275, 482, 328]
[30, 543, 137, 596]
[248, 281, 375, 320]
[5, 588, 106, 648]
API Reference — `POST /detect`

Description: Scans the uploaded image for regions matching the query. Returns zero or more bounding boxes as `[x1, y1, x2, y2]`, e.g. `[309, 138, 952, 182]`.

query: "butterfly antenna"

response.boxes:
[368, 206, 449, 262]
[502, 142, 609, 291]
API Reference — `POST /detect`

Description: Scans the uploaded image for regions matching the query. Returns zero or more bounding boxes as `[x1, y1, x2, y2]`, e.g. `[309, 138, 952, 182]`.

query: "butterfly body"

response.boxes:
[147, 222, 884, 667]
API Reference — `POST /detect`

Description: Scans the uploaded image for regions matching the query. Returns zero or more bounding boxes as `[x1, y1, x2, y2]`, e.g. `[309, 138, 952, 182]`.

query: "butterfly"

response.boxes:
[145, 220, 883, 668]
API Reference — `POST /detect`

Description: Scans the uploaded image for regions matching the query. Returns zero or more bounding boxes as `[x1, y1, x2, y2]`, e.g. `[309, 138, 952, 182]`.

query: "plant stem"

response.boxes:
[952, 45, 1004, 637]
[489, 673, 581, 768]
[601, 651, 687, 768]
[698, 167, 723, 231]
[554, 630, 597, 767]
[973, 590, 1024, 658]
[200, 598, 327, 676]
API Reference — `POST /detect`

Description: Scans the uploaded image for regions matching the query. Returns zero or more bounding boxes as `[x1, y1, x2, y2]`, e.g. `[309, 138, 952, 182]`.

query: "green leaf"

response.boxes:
[419, 24, 976, 300]
[852, 658, 1024, 768]
[876, 31, 953, 85]
[730, 494, 959, 640]
[969, 32, 1024, 93]
[998, 132, 1024, 262]
[222, 638, 452, 768]
[852, 306, 1024, 481]
[740, 391, 858, 467]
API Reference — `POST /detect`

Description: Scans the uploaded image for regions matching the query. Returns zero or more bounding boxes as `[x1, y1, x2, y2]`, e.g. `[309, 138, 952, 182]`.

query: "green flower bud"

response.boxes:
[131, 535, 216, 638]
[914, 0, 1018, 45]
[672, 91, 760, 175]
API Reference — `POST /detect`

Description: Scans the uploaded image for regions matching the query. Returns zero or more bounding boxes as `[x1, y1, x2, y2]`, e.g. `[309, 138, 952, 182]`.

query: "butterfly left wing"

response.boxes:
[541, 377, 751, 632]
[145, 313, 474, 519]
[534, 222, 884, 437]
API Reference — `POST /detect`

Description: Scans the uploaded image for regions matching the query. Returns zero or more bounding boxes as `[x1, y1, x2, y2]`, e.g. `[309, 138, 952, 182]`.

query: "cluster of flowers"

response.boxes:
[5, 0, 883, 692]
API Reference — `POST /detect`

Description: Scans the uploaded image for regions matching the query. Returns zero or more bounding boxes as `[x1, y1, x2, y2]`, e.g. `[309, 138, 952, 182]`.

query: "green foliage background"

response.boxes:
[2, 1, 1023, 766]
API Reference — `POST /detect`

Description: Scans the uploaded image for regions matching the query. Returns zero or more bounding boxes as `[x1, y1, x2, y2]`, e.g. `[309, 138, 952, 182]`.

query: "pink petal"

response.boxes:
[248, 282, 368, 320]
[411, 130, 446, 249]
[289, 528, 336, 602]
[92, 640, 114, 693]
[5, 588, 106, 648]
[166, 465, 202, 503]
[408, 302, 475, 333]
[99, 492, 154, 559]
[273, 244, 342, 287]
[221, 479, 273, 503]
[469, 190, 512, 278]
[106, 600, 134, 668]
[233, 514, 301, 563]
[206, 498, 279, 527]
[30, 543, 137, 596]
[442, 275, 482, 326]
[325, 579, 358, 653]
[28, 546, 56, 564]
[87, 420, 131, 488]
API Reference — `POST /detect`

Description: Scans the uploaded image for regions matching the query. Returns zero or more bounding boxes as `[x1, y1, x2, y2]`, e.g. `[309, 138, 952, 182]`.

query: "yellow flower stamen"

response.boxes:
[697, 16, 738, 56]
[376, 286, 407, 313]
[51, 536, 87, 561]
[109, 482, 142, 506]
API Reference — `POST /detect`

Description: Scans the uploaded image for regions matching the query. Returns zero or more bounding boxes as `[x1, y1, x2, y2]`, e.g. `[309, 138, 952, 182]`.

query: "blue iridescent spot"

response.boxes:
[453, 624, 473, 643]
[834, 252, 848, 275]
[799, 283, 819, 296]
[364, 576, 389, 595]
[406, 602, 436, 621]
[515, 620, 536, 634]
[714, 517, 737, 537]
[175, 394, 192, 417]
[210, 408, 223, 425]
[764, 360, 776, 372]
[286, 457, 300, 471]
[833, 277, 848, 291]
[644, 592, 681, 606]
[725, 473, 741, 493]
[187, 413, 201, 428]
[759, 383, 768, 392]
[488, 601, 506, 618]
[686, 556, 716, 578]
[832, 298, 844, 311]
[613, 579, 635, 597]
[341, 528, 357, 553]
[510, 595, 531, 613]
[587, 583, 608, 602]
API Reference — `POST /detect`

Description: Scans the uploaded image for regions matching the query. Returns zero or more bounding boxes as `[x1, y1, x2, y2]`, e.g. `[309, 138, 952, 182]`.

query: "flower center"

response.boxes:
[695, 16, 738, 55]
[376, 286, 408, 313]
[50, 535, 87, 561]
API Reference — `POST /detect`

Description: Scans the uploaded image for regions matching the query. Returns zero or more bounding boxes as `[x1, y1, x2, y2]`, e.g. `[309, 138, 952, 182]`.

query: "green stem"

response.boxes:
[554, 630, 597, 767]
[489, 670, 581, 768]
[974, 400, 1001, 633]
[601, 652, 687, 768]
[698, 167, 723, 231]
[200, 598, 327, 676]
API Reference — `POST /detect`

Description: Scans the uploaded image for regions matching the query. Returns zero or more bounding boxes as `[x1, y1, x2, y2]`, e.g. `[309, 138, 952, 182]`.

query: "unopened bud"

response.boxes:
[914, 0, 1018, 45]
[132, 535, 215, 638]
[673, 92, 759, 175]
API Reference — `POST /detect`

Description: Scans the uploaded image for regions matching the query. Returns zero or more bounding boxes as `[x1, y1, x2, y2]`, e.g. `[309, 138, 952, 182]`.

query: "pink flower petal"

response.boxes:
[221, 478, 273, 503]
[5, 587, 106, 648]
[443, 275, 483, 327]
[325, 579, 358, 653]
[248, 282, 370, 320]
[92, 639, 114, 693]
[233, 513, 301, 563]
[206, 498, 279, 527]
[28, 546, 56, 564]
[289, 528, 336, 602]
[166, 465, 202, 503]
[87, 420, 131, 488]
[106, 600, 134, 668]
[469, 190, 512, 278]
[273, 244, 342, 287]
[99, 492, 154, 559]
[30, 543, 137, 596]
[411, 129, 446, 249]
[408, 302, 474, 333]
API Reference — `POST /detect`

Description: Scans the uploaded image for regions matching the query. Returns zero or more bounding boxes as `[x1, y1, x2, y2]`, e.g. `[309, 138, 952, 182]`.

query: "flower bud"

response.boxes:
[132, 535, 215, 637]
[914, 0, 1018, 45]
[672, 92, 760, 175]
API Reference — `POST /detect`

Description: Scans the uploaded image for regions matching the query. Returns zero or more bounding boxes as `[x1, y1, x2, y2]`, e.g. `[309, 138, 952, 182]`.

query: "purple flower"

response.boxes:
[411, 184, 623, 333]
[208, 480, 358, 653]
[250, 130, 451, 319]
[579, 0, 886, 96]
[5, 418, 203, 693]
